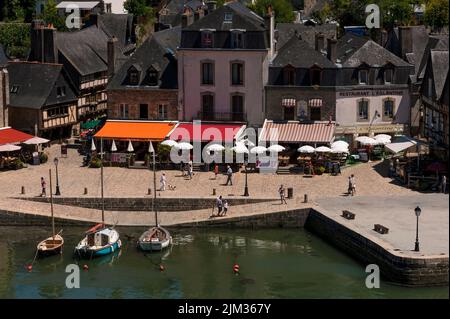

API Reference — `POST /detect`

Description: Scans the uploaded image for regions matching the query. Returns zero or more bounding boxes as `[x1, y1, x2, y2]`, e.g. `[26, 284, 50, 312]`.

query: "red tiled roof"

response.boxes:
[259, 121, 335, 144]
[169, 123, 245, 143]
[0, 127, 34, 145]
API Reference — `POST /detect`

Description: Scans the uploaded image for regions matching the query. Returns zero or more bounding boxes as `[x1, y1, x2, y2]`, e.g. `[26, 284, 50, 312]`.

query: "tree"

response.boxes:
[424, 0, 449, 30]
[40, 0, 66, 30]
[249, 0, 295, 23]
[124, 0, 154, 18]
[310, 3, 332, 24]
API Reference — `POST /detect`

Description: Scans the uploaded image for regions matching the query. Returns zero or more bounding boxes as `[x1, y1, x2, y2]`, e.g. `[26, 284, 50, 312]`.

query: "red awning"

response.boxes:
[169, 122, 245, 143]
[282, 98, 296, 107]
[0, 127, 34, 145]
[308, 99, 323, 107]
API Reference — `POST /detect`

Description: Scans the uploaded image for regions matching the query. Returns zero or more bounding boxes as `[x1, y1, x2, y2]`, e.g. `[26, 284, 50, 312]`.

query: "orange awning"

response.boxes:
[94, 120, 178, 141]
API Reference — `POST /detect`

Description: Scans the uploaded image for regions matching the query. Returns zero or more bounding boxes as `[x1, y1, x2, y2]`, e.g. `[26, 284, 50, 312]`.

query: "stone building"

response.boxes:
[0, 67, 9, 128]
[7, 62, 78, 138]
[107, 27, 181, 121]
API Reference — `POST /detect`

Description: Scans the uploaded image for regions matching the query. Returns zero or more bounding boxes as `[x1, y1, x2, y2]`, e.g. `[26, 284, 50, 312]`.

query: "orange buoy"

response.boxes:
[159, 264, 165, 272]
[83, 264, 89, 271]
[26, 265, 33, 272]
[233, 264, 240, 273]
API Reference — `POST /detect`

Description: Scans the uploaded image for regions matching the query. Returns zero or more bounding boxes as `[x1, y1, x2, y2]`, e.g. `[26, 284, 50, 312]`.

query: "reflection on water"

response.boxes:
[0, 226, 447, 299]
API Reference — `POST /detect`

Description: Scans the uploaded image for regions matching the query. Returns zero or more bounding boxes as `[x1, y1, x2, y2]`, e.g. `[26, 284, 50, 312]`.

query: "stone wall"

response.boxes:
[0, 209, 91, 226]
[305, 208, 449, 287]
[177, 208, 310, 228]
[18, 197, 276, 212]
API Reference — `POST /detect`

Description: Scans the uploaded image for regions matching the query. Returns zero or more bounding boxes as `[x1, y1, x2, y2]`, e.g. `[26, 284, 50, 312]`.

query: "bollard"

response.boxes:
[21, 186, 25, 195]
[304, 194, 308, 203]
[147, 188, 151, 195]
[212, 188, 216, 196]
[84, 187, 88, 195]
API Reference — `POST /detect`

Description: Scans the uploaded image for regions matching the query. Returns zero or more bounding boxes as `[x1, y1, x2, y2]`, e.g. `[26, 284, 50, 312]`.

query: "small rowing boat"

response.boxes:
[138, 226, 172, 252]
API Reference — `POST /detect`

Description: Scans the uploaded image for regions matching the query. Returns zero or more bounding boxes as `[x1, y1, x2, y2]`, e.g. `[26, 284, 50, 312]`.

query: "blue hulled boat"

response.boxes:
[75, 224, 121, 258]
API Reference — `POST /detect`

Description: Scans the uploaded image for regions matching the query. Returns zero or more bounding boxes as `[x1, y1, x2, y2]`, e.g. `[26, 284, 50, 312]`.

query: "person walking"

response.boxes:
[41, 177, 46, 197]
[159, 173, 167, 191]
[215, 195, 223, 216]
[278, 184, 287, 204]
[350, 174, 356, 196]
[225, 165, 233, 186]
[180, 161, 185, 176]
[441, 175, 447, 194]
[222, 200, 228, 216]
[214, 163, 219, 180]
[347, 176, 352, 195]
[188, 163, 193, 180]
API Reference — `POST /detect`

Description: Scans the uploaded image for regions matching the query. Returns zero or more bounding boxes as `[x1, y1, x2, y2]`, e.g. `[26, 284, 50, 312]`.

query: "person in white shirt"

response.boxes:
[160, 173, 167, 191]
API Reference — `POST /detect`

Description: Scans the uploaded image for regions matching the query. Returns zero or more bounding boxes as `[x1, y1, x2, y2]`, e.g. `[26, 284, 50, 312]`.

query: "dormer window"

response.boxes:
[57, 86, 66, 97]
[384, 68, 393, 84]
[284, 66, 295, 85]
[231, 30, 244, 49]
[310, 67, 321, 86]
[201, 30, 214, 48]
[128, 65, 141, 86]
[224, 13, 233, 22]
[147, 67, 159, 86]
[359, 69, 368, 85]
[10, 85, 19, 94]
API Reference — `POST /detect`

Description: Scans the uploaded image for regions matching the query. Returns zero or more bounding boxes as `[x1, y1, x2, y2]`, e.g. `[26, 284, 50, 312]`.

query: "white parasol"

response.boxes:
[267, 144, 285, 152]
[175, 142, 193, 150]
[374, 134, 392, 141]
[231, 142, 249, 154]
[298, 145, 315, 153]
[250, 146, 267, 154]
[238, 138, 255, 147]
[23, 136, 50, 145]
[0, 144, 21, 152]
[332, 146, 349, 153]
[331, 140, 349, 149]
[91, 139, 96, 151]
[160, 140, 178, 147]
[315, 146, 332, 152]
[111, 140, 117, 152]
[127, 140, 134, 152]
[206, 144, 225, 152]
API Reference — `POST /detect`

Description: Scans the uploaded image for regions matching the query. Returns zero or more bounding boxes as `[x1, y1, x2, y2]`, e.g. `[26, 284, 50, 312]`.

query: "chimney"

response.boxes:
[181, 8, 194, 28]
[107, 36, 118, 78]
[43, 26, 58, 63]
[264, 5, 275, 58]
[398, 26, 412, 60]
[30, 20, 45, 62]
[205, 1, 217, 14]
[327, 38, 337, 63]
[0, 69, 9, 127]
[315, 33, 325, 52]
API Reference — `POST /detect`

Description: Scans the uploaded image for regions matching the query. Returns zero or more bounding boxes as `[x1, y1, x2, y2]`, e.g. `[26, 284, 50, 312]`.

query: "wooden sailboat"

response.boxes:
[37, 169, 64, 257]
[74, 138, 121, 259]
[138, 141, 172, 252]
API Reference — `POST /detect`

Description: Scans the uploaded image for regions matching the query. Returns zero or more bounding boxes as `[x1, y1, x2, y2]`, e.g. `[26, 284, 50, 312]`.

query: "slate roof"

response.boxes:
[272, 35, 335, 68]
[107, 27, 181, 90]
[0, 44, 8, 67]
[337, 34, 411, 67]
[430, 50, 449, 100]
[276, 23, 337, 50]
[417, 35, 449, 81]
[96, 13, 134, 47]
[184, 1, 265, 31]
[7, 62, 77, 109]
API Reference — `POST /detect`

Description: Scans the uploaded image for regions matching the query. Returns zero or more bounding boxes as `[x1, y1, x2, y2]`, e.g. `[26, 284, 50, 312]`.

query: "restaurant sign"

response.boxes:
[338, 89, 404, 98]
[335, 124, 406, 135]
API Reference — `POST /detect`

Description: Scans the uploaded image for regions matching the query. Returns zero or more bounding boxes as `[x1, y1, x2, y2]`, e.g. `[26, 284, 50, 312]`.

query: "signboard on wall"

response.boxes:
[335, 124, 406, 135]
[337, 90, 404, 98]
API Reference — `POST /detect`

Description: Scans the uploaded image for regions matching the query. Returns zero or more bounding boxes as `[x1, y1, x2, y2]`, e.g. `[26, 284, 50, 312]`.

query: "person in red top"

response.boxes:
[214, 163, 219, 179]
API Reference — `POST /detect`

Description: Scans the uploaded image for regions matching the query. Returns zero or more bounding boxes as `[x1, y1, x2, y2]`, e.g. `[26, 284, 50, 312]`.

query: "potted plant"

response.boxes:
[316, 166, 326, 175]
[89, 157, 102, 168]
[39, 152, 48, 164]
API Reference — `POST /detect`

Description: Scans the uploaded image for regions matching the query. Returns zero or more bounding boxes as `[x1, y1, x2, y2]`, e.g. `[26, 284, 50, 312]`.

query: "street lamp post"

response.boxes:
[54, 157, 61, 195]
[414, 206, 421, 252]
[244, 158, 249, 197]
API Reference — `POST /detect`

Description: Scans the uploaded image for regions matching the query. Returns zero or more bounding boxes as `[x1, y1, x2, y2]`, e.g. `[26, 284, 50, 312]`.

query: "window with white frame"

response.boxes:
[158, 104, 168, 120]
[120, 103, 129, 119]
[358, 69, 368, 85]
[358, 99, 369, 120]
[383, 99, 394, 120]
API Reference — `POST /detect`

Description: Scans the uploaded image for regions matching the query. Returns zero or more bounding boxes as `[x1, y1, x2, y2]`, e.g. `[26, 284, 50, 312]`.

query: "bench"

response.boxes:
[374, 224, 389, 234]
[342, 210, 355, 220]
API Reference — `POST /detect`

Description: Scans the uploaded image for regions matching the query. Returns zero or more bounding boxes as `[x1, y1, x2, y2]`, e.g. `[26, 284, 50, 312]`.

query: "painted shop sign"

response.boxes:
[338, 90, 404, 97]
[335, 124, 405, 134]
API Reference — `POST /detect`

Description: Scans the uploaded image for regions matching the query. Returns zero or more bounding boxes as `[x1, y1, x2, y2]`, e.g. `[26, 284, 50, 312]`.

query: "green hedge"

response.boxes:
[0, 22, 30, 59]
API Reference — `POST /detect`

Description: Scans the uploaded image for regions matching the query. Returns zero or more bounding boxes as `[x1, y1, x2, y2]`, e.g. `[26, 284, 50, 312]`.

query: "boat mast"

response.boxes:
[100, 137, 105, 224]
[49, 168, 55, 239]
[152, 141, 158, 226]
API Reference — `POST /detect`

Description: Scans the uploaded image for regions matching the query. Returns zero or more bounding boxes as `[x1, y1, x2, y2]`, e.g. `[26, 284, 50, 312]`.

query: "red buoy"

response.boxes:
[233, 264, 240, 273]
[83, 264, 89, 271]
[26, 265, 33, 272]
[159, 264, 165, 272]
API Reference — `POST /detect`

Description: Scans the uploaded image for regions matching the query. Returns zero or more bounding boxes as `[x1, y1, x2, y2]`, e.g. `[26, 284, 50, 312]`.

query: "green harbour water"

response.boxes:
[0, 226, 447, 299]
